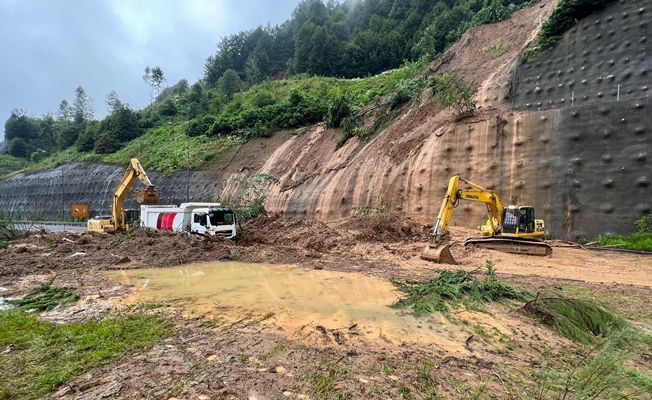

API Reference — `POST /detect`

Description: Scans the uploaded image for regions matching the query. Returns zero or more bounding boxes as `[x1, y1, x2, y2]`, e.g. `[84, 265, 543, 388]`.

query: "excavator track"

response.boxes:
[464, 237, 552, 257]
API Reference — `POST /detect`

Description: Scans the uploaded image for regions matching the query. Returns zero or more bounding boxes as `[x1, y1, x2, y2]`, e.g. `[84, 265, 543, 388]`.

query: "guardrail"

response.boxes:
[1, 221, 86, 227]
[36, 221, 86, 227]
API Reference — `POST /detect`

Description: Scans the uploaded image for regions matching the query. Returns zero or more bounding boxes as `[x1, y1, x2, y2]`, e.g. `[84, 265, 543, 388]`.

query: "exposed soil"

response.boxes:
[1, 215, 651, 399]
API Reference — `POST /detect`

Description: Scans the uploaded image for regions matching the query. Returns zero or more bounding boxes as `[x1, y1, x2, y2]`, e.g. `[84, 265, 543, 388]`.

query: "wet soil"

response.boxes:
[1, 216, 651, 399]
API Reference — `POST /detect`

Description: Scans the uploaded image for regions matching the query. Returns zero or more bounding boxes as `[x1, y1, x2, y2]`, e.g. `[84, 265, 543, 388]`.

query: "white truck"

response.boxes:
[140, 202, 237, 240]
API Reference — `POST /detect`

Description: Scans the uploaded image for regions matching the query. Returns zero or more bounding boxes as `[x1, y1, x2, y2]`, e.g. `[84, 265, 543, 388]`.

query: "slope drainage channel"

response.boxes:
[105, 262, 496, 351]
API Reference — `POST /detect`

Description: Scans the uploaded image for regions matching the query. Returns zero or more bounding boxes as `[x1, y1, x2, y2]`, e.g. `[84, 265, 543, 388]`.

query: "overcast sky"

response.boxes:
[0, 0, 302, 141]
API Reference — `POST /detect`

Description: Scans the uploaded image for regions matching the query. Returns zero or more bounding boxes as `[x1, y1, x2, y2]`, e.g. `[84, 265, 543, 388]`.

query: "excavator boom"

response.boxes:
[88, 158, 159, 233]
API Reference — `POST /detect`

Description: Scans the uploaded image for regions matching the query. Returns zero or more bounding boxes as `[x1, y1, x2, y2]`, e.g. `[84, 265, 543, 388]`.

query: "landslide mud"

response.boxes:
[2, 216, 652, 399]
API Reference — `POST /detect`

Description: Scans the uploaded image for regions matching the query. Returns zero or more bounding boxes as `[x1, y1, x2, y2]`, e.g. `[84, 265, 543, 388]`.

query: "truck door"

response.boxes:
[191, 212, 208, 234]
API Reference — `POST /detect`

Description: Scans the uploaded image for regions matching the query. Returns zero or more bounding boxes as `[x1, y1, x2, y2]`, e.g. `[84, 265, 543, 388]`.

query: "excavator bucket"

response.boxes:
[420, 243, 457, 264]
[134, 187, 159, 204]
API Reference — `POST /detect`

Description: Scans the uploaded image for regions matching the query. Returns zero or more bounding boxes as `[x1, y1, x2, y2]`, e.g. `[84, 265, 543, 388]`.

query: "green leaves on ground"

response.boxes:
[522, 295, 628, 344]
[390, 260, 532, 316]
[594, 232, 652, 252]
[6, 278, 78, 312]
[530, 320, 652, 399]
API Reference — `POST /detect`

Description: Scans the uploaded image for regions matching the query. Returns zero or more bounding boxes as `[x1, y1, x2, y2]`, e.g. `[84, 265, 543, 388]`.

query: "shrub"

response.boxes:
[158, 98, 178, 117]
[187, 115, 215, 137]
[429, 71, 477, 114]
[221, 172, 278, 223]
[325, 93, 353, 128]
[93, 132, 120, 154]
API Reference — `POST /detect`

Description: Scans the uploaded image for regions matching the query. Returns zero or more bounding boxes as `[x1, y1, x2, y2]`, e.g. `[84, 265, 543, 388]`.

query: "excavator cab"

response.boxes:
[502, 206, 536, 234]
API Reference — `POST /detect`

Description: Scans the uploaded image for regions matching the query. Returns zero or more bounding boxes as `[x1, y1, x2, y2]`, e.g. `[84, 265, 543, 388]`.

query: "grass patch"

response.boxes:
[103, 126, 241, 177]
[0, 155, 31, 178]
[593, 232, 652, 252]
[0, 213, 33, 244]
[305, 358, 349, 398]
[533, 328, 652, 399]
[390, 260, 532, 316]
[486, 44, 507, 53]
[0, 310, 172, 400]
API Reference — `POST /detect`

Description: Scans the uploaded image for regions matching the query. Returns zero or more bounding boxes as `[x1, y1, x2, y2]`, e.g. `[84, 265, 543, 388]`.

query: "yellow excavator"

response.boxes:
[422, 176, 552, 264]
[87, 158, 159, 233]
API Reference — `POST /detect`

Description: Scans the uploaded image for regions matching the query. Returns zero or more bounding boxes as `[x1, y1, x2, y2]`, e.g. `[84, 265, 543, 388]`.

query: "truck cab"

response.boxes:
[191, 207, 237, 240]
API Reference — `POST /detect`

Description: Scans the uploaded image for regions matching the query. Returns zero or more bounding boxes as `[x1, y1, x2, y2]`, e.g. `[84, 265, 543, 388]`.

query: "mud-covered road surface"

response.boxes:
[1, 216, 651, 399]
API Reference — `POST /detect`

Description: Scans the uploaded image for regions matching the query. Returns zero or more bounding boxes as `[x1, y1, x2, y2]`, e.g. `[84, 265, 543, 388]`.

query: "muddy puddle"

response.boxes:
[105, 262, 509, 351]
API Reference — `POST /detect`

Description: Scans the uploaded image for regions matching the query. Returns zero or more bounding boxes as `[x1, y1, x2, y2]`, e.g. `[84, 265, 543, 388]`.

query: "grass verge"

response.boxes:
[0, 310, 172, 400]
[594, 232, 652, 252]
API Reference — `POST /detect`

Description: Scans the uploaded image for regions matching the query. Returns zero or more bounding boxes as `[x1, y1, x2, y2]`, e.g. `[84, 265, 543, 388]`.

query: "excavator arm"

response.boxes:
[429, 176, 505, 246]
[111, 158, 159, 230]
[88, 158, 159, 233]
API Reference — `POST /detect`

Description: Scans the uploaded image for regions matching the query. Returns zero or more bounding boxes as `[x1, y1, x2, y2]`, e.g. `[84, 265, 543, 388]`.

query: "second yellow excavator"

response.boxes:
[422, 176, 552, 264]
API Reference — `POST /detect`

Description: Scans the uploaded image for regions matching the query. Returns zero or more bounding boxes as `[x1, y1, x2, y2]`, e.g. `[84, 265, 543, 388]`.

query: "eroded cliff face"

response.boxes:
[2, 0, 649, 240]
[259, 108, 558, 235]
[258, 0, 651, 240]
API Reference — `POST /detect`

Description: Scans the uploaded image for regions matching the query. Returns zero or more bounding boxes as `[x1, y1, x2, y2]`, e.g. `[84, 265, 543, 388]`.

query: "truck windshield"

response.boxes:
[208, 210, 234, 226]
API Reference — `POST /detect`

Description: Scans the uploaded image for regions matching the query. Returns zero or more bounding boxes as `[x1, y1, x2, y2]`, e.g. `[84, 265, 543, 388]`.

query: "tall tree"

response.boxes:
[105, 90, 123, 114]
[56, 100, 73, 122]
[143, 66, 166, 103]
[72, 86, 95, 122]
[4, 110, 40, 142]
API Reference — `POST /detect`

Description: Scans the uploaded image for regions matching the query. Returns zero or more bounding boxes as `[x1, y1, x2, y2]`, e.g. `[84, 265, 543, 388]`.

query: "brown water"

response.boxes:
[105, 262, 506, 351]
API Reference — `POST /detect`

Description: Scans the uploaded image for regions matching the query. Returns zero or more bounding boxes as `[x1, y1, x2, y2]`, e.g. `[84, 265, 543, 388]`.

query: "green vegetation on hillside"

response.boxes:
[579, 215, 652, 252]
[2, 0, 537, 177]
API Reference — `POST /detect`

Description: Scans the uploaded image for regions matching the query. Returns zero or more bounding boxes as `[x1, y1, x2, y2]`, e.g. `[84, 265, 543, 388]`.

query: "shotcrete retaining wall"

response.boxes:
[508, 0, 651, 238]
[512, 0, 649, 111]
[0, 163, 223, 219]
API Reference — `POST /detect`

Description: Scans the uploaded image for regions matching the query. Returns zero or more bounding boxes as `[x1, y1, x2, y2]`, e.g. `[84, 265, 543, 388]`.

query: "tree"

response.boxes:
[93, 131, 120, 154]
[245, 52, 264, 86]
[76, 120, 100, 152]
[159, 98, 178, 117]
[218, 69, 243, 100]
[143, 66, 166, 104]
[172, 79, 190, 95]
[187, 82, 208, 118]
[56, 100, 73, 122]
[4, 111, 40, 141]
[72, 86, 95, 122]
[38, 114, 57, 152]
[105, 90, 123, 114]
[8, 138, 29, 158]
